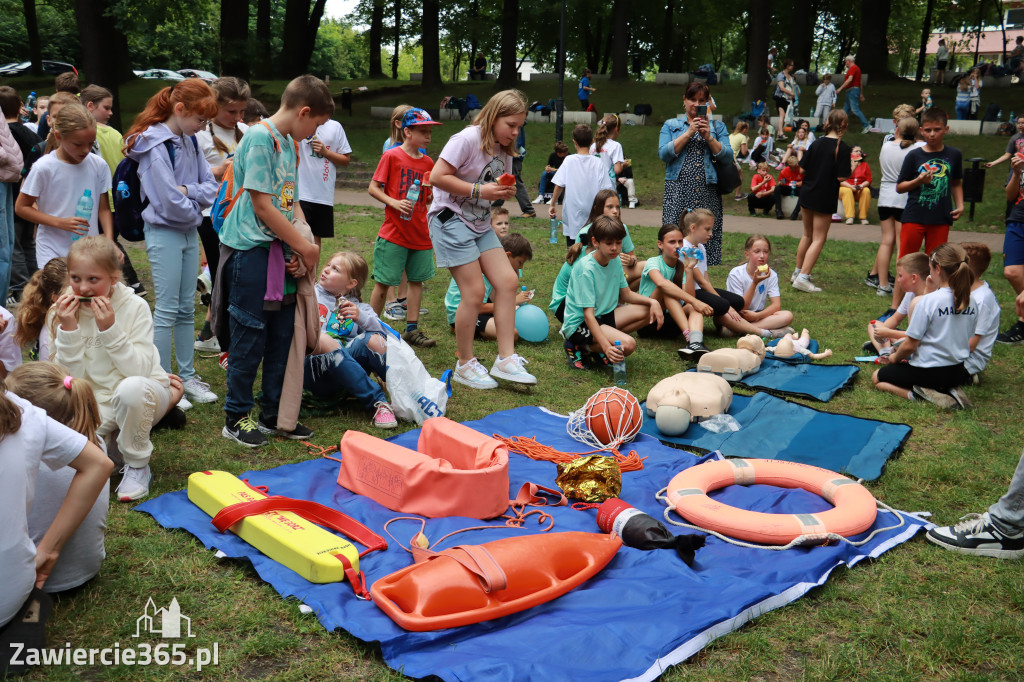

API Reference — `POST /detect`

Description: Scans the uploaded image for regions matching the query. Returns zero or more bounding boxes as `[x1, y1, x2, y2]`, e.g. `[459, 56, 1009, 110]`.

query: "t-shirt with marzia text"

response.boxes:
[560, 251, 627, 338]
[726, 265, 780, 313]
[372, 146, 434, 250]
[896, 145, 963, 226]
[428, 125, 512, 233]
[905, 287, 977, 368]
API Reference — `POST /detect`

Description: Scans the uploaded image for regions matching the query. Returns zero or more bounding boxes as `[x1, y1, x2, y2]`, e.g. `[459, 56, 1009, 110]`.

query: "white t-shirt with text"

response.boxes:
[298, 119, 352, 206]
[906, 287, 977, 367]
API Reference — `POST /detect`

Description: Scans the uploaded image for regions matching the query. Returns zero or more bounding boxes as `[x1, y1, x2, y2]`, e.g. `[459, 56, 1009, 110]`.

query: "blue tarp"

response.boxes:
[138, 406, 925, 682]
[639, 392, 911, 481]
[690, 339, 859, 402]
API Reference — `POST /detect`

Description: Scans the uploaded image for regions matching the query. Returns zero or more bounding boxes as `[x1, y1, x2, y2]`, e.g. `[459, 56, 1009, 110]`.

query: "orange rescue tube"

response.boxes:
[666, 459, 878, 545]
[371, 531, 621, 631]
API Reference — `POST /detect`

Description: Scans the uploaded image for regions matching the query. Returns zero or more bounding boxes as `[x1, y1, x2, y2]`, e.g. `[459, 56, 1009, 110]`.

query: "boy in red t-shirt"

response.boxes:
[774, 155, 804, 220]
[368, 108, 441, 347]
[748, 162, 776, 216]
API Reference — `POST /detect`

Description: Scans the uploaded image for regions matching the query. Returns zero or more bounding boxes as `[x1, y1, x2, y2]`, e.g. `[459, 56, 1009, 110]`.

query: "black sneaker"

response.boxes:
[862, 340, 875, 352]
[677, 342, 710, 360]
[129, 281, 147, 297]
[257, 415, 315, 440]
[564, 339, 589, 370]
[996, 322, 1024, 344]
[926, 512, 1024, 559]
[152, 406, 187, 431]
[223, 413, 268, 448]
[864, 272, 879, 288]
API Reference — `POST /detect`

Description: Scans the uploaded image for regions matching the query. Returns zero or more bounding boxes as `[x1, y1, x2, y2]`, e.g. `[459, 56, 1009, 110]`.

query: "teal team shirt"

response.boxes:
[445, 275, 494, 325]
[638, 255, 677, 298]
[576, 222, 635, 253]
[549, 261, 573, 313]
[560, 251, 627, 337]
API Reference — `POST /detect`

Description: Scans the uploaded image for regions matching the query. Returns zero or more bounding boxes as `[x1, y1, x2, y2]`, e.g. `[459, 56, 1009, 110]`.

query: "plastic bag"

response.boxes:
[699, 413, 741, 433]
[384, 329, 452, 425]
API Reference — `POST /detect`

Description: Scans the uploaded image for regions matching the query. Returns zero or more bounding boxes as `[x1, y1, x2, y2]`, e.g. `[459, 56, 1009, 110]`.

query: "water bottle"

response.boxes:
[73, 189, 93, 242]
[549, 217, 559, 244]
[612, 340, 627, 386]
[22, 91, 36, 122]
[401, 179, 421, 221]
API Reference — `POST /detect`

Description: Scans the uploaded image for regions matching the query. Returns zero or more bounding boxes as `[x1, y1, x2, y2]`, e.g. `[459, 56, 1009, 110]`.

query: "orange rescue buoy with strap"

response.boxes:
[665, 459, 878, 545]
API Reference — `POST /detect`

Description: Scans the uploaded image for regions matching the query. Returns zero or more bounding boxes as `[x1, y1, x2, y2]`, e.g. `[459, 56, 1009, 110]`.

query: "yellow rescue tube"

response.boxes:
[187, 470, 362, 583]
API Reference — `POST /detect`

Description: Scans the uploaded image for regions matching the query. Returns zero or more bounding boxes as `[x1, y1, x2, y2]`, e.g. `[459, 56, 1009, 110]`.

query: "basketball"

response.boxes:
[585, 387, 643, 447]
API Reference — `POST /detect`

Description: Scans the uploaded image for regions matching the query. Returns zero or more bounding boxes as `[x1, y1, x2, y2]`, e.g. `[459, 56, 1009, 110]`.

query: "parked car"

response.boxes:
[133, 69, 185, 81]
[177, 69, 217, 83]
[0, 60, 78, 77]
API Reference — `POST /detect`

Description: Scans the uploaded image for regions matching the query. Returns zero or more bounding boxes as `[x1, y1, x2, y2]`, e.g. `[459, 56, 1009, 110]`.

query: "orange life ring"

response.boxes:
[666, 459, 878, 545]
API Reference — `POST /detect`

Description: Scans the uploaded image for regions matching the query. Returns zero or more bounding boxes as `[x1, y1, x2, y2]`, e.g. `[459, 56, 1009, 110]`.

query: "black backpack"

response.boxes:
[112, 136, 198, 241]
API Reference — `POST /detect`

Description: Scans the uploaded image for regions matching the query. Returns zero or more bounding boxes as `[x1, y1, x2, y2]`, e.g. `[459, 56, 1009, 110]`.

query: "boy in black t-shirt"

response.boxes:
[534, 141, 569, 204]
[0, 86, 43, 303]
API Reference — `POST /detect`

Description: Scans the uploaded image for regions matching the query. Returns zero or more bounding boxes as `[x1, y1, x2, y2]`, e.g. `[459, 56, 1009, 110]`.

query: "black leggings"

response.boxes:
[695, 287, 745, 317]
[198, 217, 220, 284]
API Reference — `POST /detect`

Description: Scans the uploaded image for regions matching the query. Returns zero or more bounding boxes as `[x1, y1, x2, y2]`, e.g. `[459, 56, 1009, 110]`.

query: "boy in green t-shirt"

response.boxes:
[445, 232, 533, 340]
[219, 75, 332, 447]
[561, 216, 663, 369]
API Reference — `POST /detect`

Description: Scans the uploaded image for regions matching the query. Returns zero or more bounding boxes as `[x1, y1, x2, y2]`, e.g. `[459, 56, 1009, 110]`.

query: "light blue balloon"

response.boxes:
[514, 304, 550, 342]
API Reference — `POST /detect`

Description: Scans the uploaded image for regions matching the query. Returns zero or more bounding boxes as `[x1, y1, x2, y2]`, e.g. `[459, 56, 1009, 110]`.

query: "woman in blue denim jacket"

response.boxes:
[658, 81, 733, 265]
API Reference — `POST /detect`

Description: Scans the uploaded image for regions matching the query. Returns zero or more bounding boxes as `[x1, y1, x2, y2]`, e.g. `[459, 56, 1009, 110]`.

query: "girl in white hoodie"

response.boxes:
[124, 80, 219, 407]
[53, 237, 172, 502]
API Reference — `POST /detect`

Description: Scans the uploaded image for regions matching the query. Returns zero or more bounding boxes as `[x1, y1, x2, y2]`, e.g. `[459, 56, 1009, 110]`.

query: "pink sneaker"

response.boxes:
[373, 401, 398, 429]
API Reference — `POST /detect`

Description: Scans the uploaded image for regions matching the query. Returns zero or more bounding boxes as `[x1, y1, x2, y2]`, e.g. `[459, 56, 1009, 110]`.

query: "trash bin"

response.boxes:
[340, 87, 352, 116]
[963, 157, 986, 219]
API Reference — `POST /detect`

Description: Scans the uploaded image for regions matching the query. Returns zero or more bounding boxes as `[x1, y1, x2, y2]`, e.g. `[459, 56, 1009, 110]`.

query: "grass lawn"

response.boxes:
[23, 202, 1024, 680]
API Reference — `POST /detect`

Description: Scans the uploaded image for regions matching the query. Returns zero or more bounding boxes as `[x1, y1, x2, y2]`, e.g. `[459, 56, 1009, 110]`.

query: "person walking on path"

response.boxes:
[835, 55, 872, 134]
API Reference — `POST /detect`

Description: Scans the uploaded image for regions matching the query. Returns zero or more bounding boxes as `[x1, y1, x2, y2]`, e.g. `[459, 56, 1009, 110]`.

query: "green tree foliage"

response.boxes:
[307, 18, 370, 80]
[0, 0, 82, 65]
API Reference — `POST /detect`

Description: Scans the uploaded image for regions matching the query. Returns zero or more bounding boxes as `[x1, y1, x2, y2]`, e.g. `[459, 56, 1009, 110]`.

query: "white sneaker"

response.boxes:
[532, 195, 544, 204]
[792, 277, 821, 293]
[115, 464, 152, 502]
[194, 335, 221, 352]
[453, 358, 498, 389]
[177, 396, 193, 411]
[183, 376, 218, 403]
[628, 199, 638, 209]
[845, 218, 854, 225]
[490, 354, 538, 384]
[382, 301, 406, 321]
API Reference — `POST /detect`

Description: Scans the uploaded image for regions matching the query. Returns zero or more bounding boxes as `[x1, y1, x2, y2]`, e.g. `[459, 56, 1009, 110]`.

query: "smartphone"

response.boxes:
[696, 104, 708, 117]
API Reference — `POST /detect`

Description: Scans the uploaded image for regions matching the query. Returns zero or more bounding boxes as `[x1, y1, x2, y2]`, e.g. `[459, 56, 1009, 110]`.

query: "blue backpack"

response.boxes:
[112, 136, 198, 241]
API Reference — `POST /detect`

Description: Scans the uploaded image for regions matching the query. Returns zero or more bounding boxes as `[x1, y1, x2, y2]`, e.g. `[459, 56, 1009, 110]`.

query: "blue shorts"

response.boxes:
[1005, 221, 1024, 266]
[428, 210, 502, 268]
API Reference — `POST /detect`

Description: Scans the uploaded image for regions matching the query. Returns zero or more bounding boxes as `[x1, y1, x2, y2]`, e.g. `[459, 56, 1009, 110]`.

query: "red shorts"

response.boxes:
[898, 222, 949, 258]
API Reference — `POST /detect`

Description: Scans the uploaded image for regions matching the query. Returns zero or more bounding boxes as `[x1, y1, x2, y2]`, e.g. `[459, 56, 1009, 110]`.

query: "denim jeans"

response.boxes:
[303, 343, 386, 410]
[0, 183, 14, 304]
[989, 447, 1024, 534]
[843, 87, 871, 128]
[222, 246, 295, 420]
[9, 216, 34, 297]
[144, 224, 199, 382]
[538, 171, 555, 197]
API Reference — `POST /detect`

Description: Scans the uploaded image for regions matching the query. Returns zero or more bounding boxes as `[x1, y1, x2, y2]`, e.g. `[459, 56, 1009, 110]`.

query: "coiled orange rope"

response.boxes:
[492, 435, 647, 472]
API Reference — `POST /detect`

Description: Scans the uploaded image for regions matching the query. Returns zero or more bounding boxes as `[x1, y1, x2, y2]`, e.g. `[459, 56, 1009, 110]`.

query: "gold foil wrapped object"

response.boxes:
[555, 455, 622, 502]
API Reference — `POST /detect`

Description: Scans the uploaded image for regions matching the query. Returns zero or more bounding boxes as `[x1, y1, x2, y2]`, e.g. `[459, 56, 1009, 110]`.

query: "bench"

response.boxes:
[438, 108, 481, 121]
[605, 112, 646, 126]
[655, 73, 690, 86]
[370, 106, 393, 119]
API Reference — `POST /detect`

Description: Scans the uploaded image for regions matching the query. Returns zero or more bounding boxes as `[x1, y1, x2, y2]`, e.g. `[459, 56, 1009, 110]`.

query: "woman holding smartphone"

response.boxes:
[658, 81, 734, 265]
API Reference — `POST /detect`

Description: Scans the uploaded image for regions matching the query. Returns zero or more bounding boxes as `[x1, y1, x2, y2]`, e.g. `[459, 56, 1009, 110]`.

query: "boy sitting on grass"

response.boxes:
[866, 252, 929, 356]
[445, 232, 533, 341]
[560, 216, 663, 369]
[960, 241, 1000, 382]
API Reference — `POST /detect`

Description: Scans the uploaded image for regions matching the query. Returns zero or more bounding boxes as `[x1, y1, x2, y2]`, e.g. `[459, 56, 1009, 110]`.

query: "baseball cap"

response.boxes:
[402, 108, 443, 129]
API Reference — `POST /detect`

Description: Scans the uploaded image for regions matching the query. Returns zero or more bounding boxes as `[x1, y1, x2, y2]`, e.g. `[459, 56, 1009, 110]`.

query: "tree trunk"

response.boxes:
[914, 0, 935, 82]
[22, 0, 43, 77]
[786, 0, 814, 70]
[221, 0, 252, 79]
[74, 0, 131, 129]
[857, 0, 892, 78]
[497, 0, 519, 88]
[610, 0, 629, 80]
[393, 0, 402, 79]
[600, 26, 612, 74]
[745, 0, 771, 110]
[299, 0, 327, 74]
[368, 0, 385, 77]
[255, 0, 272, 79]
[659, 0, 675, 72]
[421, 0, 442, 87]
[469, 0, 479, 79]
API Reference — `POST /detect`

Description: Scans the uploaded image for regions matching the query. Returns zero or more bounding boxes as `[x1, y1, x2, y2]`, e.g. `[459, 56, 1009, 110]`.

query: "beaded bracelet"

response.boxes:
[472, 183, 481, 199]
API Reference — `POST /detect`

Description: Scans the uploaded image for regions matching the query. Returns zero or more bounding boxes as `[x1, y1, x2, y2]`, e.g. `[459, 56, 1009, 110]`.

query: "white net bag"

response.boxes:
[566, 387, 644, 450]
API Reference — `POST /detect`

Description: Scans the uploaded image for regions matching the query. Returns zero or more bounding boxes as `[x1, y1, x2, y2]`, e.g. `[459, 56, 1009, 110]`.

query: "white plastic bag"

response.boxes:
[699, 413, 741, 433]
[385, 329, 452, 425]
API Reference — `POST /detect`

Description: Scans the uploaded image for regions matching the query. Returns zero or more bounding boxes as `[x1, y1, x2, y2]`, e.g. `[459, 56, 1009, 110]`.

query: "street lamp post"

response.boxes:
[555, 0, 566, 142]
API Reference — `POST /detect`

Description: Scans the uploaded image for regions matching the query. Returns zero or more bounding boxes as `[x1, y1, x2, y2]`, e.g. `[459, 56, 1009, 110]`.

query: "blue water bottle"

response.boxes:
[402, 179, 421, 221]
[549, 217, 559, 244]
[612, 340, 627, 386]
[73, 189, 93, 242]
[22, 91, 36, 122]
